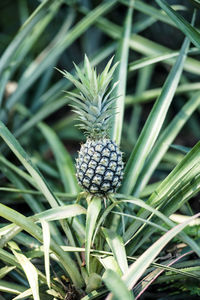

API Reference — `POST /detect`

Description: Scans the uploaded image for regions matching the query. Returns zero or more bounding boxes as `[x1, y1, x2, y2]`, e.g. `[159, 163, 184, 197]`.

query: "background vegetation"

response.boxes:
[0, 0, 200, 299]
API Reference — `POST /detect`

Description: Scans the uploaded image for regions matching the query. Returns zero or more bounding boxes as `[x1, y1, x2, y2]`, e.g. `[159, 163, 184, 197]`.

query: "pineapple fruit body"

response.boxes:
[61, 55, 125, 196]
[76, 138, 123, 196]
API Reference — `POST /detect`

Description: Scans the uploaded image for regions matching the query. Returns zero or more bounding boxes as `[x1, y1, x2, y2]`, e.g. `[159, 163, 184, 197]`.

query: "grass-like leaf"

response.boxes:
[85, 197, 101, 273]
[9, 241, 40, 300]
[103, 269, 134, 300]
[99, 256, 123, 276]
[41, 220, 51, 289]
[123, 146, 200, 256]
[129, 47, 199, 71]
[0, 266, 15, 280]
[0, 120, 60, 208]
[156, 0, 200, 49]
[134, 91, 200, 195]
[102, 228, 128, 275]
[0, 203, 83, 288]
[38, 122, 78, 194]
[106, 213, 200, 300]
[0, 0, 53, 75]
[13, 289, 33, 300]
[5, 0, 117, 113]
[110, 0, 134, 144]
[36, 204, 86, 222]
[0, 280, 26, 295]
[125, 82, 200, 104]
[120, 32, 191, 195]
[96, 17, 200, 75]
[124, 213, 200, 288]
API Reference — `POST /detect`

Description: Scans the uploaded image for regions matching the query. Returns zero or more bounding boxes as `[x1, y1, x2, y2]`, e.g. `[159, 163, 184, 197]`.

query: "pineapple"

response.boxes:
[61, 55, 124, 196]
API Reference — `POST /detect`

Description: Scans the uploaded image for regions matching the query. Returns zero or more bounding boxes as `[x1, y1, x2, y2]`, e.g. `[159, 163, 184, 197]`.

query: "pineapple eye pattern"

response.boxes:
[76, 139, 124, 196]
[62, 55, 125, 196]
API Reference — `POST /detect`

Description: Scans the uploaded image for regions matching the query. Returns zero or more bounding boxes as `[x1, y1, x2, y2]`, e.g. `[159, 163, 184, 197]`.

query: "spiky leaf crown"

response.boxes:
[61, 55, 118, 139]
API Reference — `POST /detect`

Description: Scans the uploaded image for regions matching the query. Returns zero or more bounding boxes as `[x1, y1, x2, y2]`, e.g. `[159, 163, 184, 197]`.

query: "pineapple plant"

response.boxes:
[60, 56, 124, 196]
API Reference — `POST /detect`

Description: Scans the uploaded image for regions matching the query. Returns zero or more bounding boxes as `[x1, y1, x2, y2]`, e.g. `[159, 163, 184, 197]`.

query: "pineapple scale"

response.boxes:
[76, 138, 124, 196]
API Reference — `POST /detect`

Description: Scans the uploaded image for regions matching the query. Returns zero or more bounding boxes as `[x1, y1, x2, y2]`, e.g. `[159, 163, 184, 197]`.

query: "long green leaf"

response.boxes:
[14, 97, 70, 138]
[103, 269, 134, 300]
[122, 196, 200, 258]
[0, 120, 59, 208]
[134, 91, 200, 195]
[13, 289, 33, 300]
[149, 141, 200, 206]
[156, 0, 200, 49]
[124, 213, 200, 289]
[0, 280, 25, 295]
[35, 204, 86, 221]
[0, 0, 53, 75]
[129, 47, 199, 71]
[102, 228, 128, 275]
[106, 213, 200, 300]
[9, 241, 40, 300]
[85, 197, 101, 273]
[5, 0, 117, 112]
[120, 33, 191, 194]
[96, 17, 200, 75]
[123, 143, 200, 256]
[38, 122, 78, 194]
[0, 154, 36, 188]
[13, 43, 116, 138]
[0, 203, 83, 288]
[110, 0, 134, 144]
[99, 256, 123, 276]
[0, 266, 15, 280]
[125, 82, 200, 105]
[123, 0, 176, 26]
[0, 1, 62, 108]
[41, 221, 51, 289]
[0, 166, 63, 247]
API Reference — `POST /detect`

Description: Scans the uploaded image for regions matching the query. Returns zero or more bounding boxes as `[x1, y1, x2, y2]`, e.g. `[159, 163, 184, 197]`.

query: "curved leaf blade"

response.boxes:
[123, 213, 200, 290]
[156, 0, 200, 49]
[104, 269, 134, 300]
[9, 241, 40, 300]
[36, 204, 86, 221]
[110, 0, 134, 144]
[38, 122, 78, 194]
[120, 31, 190, 195]
[41, 220, 51, 288]
[134, 91, 200, 195]
[106, 213, 200, 300]
[85, 197, 101, 273]
[102, 228, 128, 275]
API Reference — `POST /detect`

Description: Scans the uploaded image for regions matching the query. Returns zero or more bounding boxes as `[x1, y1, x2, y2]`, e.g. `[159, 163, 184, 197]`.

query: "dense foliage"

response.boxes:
[0, 1, 200, 299]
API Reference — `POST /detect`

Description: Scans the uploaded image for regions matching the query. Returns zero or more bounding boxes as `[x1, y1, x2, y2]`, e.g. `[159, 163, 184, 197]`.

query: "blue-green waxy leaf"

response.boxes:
[102, 228, 128, 275]
[134, 91, 200, 195]
[36, 204, 86, 222]
[120, 27, 191, 195]
[41, 221, 51, 289]
[0, 120, 59, 208]
[106, 213, 200, 300]
[85, 197, 101, 273]
[103, 269, 134, 300]
[5, 0, 117, 113]
[0, 0, 53, 76]
[0, 121, 83, 288]
[110, 0, 134, 144]
[38, 123, 78, 194]
[156, 0, 200, 49]
[9, 241, 40, 300]
[123, 213, 200, 290]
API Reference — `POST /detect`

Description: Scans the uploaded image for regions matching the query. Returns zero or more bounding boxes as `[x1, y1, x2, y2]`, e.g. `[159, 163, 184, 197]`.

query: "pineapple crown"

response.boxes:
[60, 55, 118, 139]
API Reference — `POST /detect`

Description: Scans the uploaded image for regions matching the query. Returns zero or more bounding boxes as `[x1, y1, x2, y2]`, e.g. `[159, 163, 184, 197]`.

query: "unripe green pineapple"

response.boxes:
[61, 55, 124, 196]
